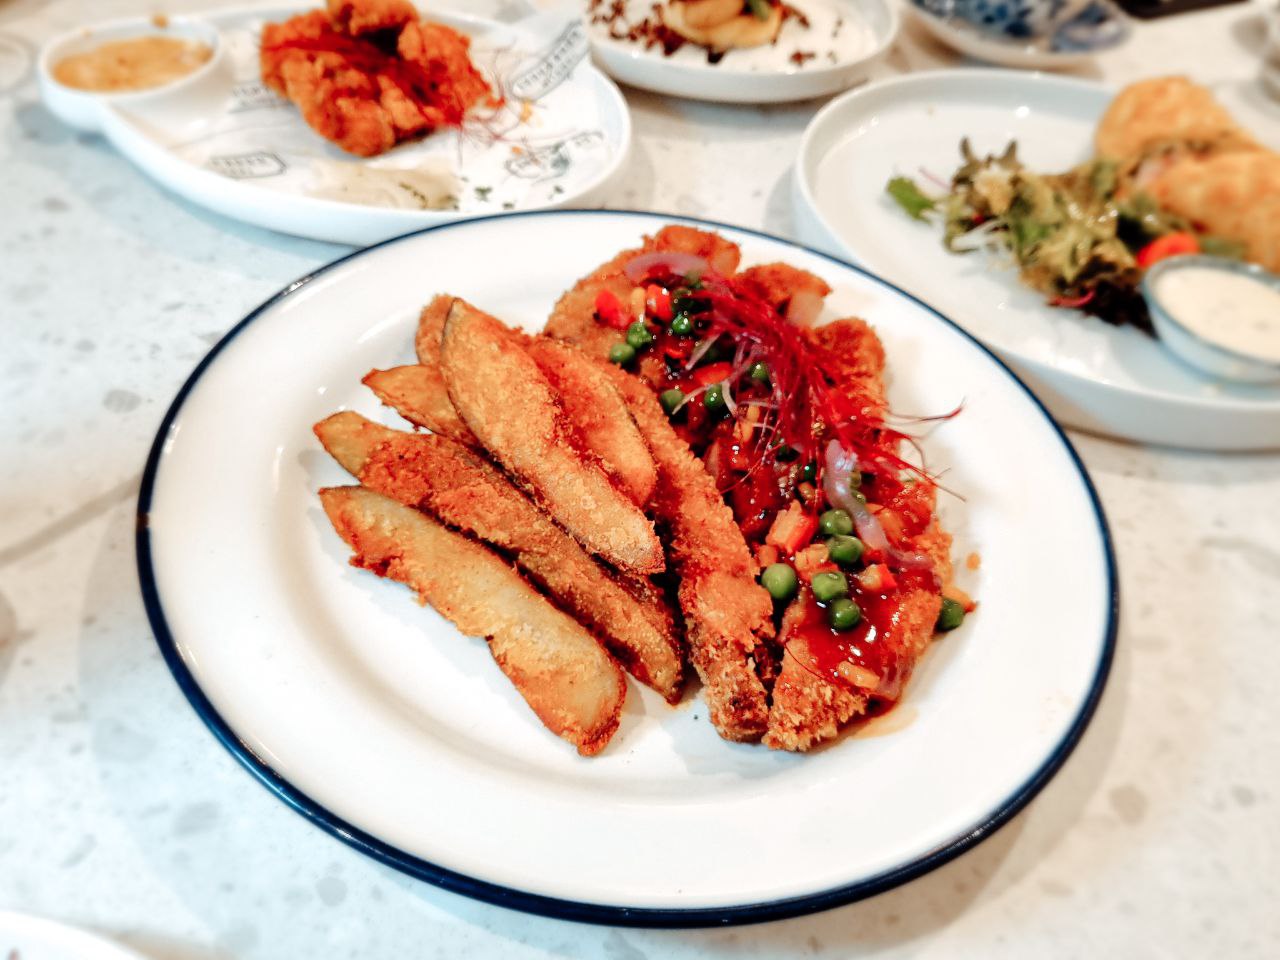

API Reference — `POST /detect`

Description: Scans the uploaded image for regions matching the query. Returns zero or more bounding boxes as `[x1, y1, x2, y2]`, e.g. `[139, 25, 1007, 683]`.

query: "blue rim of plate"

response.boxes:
[136, 208, 1119, 928]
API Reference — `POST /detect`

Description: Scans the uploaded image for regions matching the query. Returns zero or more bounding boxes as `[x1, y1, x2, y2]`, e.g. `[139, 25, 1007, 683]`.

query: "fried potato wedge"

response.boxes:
[525, 338, 657, 507]
[607, 370, 774, 741]
[441, 298, 664, 575]
[362, 364, 476, 445]
[414, 293, 451, 368]
[314, 412, 684, 701]
[319, 485, 625, 755]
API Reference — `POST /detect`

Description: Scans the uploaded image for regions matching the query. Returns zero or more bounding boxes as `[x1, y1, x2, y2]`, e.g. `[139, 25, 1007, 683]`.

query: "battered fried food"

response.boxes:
[314, 412, 684, 701]
[441, 298, 665, 575]
[1146, 151, 1280, 273]
[362, 364, 477, 445]
[544, 225, 742, 374]
[610, 371, 774, 741]
[319, 485, 625, 755]
[525, 338, 658, 507]
[260, 0, 491, 157]
[1095, 76, 1259, 161]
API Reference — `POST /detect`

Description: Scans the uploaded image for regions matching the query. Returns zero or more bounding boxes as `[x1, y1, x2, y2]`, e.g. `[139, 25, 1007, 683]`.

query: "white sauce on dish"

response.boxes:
[1156, 266, 1280, 364]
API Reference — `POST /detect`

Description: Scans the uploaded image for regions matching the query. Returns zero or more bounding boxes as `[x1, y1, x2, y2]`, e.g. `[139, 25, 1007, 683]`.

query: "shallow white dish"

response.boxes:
[1144, 256, 1280, 386]
[902, 1, 1129, 70]
[794, 69, 1280, 450]
[0, 912, 149, 960]
[38, 7, 630, 246]
[587, 0, 898, 103]
[138, 210, 1115, 924]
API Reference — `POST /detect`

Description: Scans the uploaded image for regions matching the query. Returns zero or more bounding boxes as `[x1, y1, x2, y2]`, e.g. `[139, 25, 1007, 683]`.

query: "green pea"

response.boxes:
[818, 508, 853, 537]
[810, 571, 849, 603]
[704, 384, 726, 412]
[608, 341, 636, 366]
[936, 597, 966, 632]
[760, 563, 798, 602]
[827, 535, 864, 567]
[828, 597, 862, 631]
[659, 388, 685, 415]
[626, 321, 654, 350]
[799, 462, 817, 483]
[669, 314, 694, 336]
[749, 361, 770, 383]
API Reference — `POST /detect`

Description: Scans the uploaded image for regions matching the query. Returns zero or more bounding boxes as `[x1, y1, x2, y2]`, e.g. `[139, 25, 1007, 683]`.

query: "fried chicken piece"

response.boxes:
[441, 298, 665, 575]
[807, 316, 888, 409]
[260, 6, 490, 157]
[544, 225, 743, 373]
[327, 0, 415, 35]
[524, 338, 657, 507]
[1095, 76, 1258, 161]
[414, 293, 451, 368]
[320, 486, 625, 755]
[315, 413, 684, 701]
[363, 365, 477, 446]
[262, 12, 400, 157]
[609, 370, 774, 741]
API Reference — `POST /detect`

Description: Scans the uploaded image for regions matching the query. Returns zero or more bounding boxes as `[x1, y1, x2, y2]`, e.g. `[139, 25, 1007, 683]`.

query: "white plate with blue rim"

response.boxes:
[586, 0, 899, 103]
[794, 69, 1280, 450]
[37, 6, 630, 246]
[137, 209, 1116, 924]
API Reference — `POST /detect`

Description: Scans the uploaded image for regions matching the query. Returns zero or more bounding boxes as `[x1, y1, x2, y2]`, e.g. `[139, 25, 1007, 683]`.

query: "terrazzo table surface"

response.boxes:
[3, 0, 1279, 956]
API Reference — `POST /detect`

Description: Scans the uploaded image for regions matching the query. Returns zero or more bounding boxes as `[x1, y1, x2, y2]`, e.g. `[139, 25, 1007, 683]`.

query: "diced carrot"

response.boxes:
[594, 289, 627, 329]
[693, 361, 733, 386]
[755, 544, 780, 569]
[1136, 232, 1199, 268]
[646, 284, 673, 322]
[765, 501, 818, 555]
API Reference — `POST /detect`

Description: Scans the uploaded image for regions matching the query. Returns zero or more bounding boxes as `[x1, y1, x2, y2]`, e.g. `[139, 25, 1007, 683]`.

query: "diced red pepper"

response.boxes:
[1136, 232, 1199, 269]
[694, 361, 733, 386]
[766, 501, 818, 556]
[594, 289, 628, 330]
[646, 284, 673, 322]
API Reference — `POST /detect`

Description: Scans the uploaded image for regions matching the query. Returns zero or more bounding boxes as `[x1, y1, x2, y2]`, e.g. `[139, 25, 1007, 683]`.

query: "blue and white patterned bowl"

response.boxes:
[911, 0, 1129, 58]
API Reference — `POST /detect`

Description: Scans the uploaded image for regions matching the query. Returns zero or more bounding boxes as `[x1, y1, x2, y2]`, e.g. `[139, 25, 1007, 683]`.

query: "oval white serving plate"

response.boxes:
[794, 69, 1280, 450]
[588, 0, 898, 103]
[38, 7, 631, 246]
[0, 912, 150, 960]
[138, 210, 1115, 924]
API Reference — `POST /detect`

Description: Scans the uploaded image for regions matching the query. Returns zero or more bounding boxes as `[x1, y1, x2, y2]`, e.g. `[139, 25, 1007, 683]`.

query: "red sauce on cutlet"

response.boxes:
[792, 567, 933, 703]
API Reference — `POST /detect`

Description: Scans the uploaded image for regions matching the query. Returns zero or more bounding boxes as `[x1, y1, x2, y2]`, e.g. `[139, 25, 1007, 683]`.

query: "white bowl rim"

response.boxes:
[1142, 254, 1280, 375]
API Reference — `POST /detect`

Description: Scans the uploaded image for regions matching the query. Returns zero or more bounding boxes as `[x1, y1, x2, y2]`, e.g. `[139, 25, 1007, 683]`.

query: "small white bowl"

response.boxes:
[1143, 255, 1280, 386]
[38, 15, 225, 133]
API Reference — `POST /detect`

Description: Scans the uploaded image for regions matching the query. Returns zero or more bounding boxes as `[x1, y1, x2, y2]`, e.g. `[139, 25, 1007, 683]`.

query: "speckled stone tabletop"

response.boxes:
[3, 0, 1279, 956]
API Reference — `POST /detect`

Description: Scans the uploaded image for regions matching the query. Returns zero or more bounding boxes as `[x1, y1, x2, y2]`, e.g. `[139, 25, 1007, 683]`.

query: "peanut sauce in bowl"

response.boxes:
[52, 35, 213, 93]
[38, 15, 224, 132]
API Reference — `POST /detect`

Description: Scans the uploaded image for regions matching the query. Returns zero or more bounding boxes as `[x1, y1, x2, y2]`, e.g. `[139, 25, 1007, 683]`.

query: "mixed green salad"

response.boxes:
[887, 140, 1243, 333]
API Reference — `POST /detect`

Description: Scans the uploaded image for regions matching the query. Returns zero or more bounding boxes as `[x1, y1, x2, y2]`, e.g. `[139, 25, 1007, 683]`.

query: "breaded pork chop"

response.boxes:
[314, 412, 684, 701]
[544, 225, 743, 373]
[319, 486, 626, 755]
[441, 299, 664, 575]
[608, 371, 774, 741]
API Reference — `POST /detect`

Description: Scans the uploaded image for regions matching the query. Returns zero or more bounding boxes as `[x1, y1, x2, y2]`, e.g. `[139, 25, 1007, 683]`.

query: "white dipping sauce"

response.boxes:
[1156, 266, 1280, 363]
